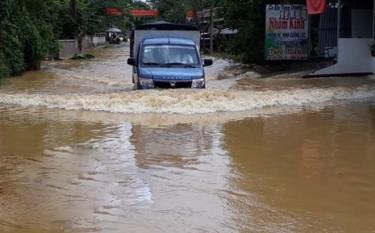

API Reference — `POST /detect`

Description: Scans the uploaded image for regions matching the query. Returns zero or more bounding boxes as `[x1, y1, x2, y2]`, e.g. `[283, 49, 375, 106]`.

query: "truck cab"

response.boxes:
[127, 22, 213, 89]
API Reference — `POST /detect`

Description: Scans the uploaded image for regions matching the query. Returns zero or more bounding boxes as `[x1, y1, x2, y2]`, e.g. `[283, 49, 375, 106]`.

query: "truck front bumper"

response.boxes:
[151, 79, 205, 89]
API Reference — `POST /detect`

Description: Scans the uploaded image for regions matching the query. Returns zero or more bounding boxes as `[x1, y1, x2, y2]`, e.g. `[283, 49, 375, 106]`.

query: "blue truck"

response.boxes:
[127, 21, 213, 89]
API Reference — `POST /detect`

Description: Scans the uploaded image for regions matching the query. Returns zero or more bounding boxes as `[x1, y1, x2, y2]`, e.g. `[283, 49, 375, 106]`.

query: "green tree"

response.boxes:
[223, 0, 301, 63]
[0, 0, 198, 79]
[148, 0, 191, 23]
[0, 0, 59, 78]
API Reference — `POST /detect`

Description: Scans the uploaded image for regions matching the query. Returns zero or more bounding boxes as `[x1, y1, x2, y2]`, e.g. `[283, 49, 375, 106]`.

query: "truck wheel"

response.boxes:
[134, 81, 142, 90]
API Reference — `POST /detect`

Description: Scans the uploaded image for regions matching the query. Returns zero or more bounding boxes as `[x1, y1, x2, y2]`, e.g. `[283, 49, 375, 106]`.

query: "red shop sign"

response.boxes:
[129, 9, 159, 17]
[106, 8, 123, 16]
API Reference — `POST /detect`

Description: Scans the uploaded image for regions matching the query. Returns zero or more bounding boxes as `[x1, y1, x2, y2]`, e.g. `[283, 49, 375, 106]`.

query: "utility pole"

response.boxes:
[192, 0, 199, 23]
[209, 0, 214, 54]
[336, 0, 341, 57]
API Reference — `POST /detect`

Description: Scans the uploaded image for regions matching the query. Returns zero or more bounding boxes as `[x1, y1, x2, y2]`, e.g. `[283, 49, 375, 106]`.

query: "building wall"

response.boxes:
[58, 40, 77, 59]
[312, 38, 374, 75]
[58, 34, 106, 59]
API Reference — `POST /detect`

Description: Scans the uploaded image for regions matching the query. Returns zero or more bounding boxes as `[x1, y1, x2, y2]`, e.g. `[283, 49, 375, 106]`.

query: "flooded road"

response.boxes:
[1, 44, 375, 233]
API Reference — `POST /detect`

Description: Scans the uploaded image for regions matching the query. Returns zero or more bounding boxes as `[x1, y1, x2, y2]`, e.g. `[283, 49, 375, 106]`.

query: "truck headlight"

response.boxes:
[192, 78, 205, 88]
[139, 77, 154, 89]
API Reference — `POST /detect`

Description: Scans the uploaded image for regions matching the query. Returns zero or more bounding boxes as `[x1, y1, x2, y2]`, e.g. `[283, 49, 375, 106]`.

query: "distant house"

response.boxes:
[196, 8, 237, 51]
[106, 27, 122, 42]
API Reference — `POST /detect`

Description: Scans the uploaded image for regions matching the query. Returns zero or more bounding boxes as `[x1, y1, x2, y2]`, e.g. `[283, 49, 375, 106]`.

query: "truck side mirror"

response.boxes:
[127, 58, 136, 66]
[203, 59, 213, 67]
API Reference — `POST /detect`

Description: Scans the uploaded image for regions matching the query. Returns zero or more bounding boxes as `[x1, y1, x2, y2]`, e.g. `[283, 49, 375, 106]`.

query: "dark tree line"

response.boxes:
[222, 0, 302, 63]
[0, 0, 59, 78]
[0, 0, 302, 79]
[0, 0, 149, 79]
[151, 0, 302, 63]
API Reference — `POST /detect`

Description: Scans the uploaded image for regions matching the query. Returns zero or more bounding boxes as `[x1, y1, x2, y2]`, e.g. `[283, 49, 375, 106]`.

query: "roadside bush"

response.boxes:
[0, 18, 25, 76]
[0, 0, 59, 78]
[0, 50, 10, 79]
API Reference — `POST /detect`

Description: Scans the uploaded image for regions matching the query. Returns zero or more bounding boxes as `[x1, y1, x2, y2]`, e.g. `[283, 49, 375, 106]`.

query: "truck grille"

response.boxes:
[154, 81, 192, 88]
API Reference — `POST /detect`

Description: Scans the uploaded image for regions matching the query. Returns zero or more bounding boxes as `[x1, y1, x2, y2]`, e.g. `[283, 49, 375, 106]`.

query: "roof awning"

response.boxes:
[106, 28, 122, 33]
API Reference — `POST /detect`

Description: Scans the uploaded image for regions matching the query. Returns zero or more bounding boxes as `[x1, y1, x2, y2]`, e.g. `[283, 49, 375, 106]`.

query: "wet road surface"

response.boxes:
[1, 44, 375, 233]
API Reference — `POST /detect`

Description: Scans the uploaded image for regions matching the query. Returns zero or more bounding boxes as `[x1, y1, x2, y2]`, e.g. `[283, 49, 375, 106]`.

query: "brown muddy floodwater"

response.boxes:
[1, 44, 375, 233]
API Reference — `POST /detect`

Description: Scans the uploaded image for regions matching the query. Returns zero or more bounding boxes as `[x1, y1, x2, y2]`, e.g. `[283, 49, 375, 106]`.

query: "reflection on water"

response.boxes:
[0, 111, 233, 233]
[131, 124, 215, 169]
[223, 103, 375, 232]
[1, 102, 375, 232]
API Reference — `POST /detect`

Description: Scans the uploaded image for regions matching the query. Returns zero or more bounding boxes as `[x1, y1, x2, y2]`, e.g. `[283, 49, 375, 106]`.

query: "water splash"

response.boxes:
[0, 86, 374, 114]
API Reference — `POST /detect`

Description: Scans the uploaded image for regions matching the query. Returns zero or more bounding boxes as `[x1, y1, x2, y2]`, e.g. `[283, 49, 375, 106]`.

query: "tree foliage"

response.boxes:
[222, 0, 265, 63]
[223, 0, 301, 63]
[148, 0, 302, 63]
[148, 0, 192, 23]
[0, 0, 147, 79]
[0, 0, 307, 79]
[0, 0, 59, 78]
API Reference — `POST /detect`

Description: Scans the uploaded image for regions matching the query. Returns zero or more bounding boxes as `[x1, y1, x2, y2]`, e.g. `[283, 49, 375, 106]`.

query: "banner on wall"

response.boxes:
[265, 5, 309, 60]
[306, 0, 326, 14]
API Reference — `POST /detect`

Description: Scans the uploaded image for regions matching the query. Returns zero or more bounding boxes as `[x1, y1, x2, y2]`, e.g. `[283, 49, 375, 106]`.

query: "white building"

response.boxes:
[311, 0, 375, 76]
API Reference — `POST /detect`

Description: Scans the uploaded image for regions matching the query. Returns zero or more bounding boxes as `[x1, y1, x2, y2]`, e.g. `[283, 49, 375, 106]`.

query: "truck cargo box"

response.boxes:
[130, 21, 200, 59]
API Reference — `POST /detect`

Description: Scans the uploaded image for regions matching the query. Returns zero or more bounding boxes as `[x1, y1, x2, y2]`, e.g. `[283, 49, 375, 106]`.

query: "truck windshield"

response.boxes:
[141, 45, 200, 67]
